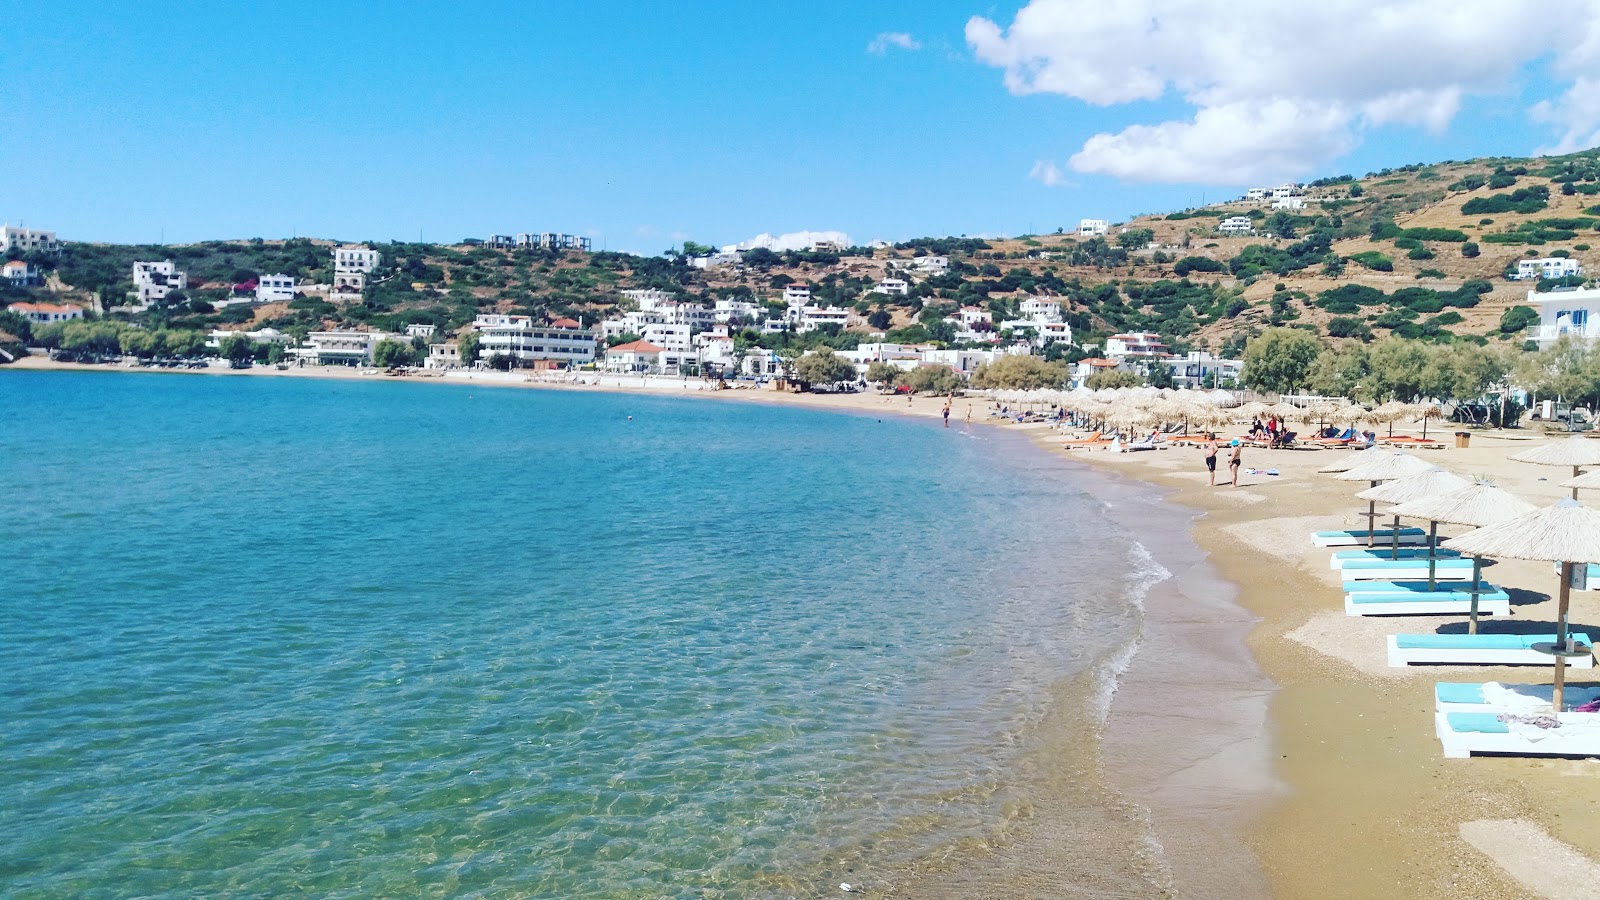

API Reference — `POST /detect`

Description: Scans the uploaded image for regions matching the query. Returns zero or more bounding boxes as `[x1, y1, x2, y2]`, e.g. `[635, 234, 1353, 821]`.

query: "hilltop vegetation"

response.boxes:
[7, 148, 1600, 361]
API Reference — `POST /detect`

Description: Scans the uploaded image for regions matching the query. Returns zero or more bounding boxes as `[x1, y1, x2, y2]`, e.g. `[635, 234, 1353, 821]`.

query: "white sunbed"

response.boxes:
[1436, 711, 1600, 758]
[1433, 681, 1600, 712]
[1310, 527, 1429, 548]
[1343, 580, 1510, 617]
[1339, 557, 1477, 581]
[1329, 548, 1461, 570]
[1388, 633, 1595, 667]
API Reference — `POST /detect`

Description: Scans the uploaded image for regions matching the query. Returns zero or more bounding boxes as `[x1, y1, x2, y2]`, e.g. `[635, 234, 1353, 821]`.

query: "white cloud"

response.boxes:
[967, 0, 1599, 184]
[1028, 159, 1068, 186]
[868, 32, 921, 55]
[736, 230, 852, 252]
[1532, 77, 1600, 155]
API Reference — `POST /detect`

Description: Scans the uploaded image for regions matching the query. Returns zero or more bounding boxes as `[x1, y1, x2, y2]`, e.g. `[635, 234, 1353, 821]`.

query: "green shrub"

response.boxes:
[1499, 305, 1539, 333]
[1395, 237, 1423, 250]
[1461, 241, 1480, 258]
[1407, 246, 1435, 260]
[1450, 174, 1487, 191]
[1462, 186, 1550, 215]
[1349, 251, 1394, 271]
[1400, 227, 1470, 242]
[1416, 268, 1447, 279]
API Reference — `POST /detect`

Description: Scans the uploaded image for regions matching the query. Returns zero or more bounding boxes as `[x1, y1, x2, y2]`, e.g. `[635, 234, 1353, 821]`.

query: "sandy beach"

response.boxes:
[11, 355, 1600, 898]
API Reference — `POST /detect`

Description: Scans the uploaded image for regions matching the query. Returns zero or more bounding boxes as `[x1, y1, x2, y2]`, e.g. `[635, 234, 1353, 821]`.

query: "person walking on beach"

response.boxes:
[942, 394, 952, 428]
[1203, 433, 1219, 486]
[1228, 440, 1243, 487]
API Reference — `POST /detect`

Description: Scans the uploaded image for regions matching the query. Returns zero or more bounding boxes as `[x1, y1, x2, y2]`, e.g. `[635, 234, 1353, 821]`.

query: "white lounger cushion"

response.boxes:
[1435, 679, 1600, 711]
[1436, 711, 1600, 758]
[1310, 527, 1428, 548]
[1389, 634, 1595, 667]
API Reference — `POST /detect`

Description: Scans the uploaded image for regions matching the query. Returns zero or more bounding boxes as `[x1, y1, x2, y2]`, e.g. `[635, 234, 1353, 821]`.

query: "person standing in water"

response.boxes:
[942, 394, 952, 428]
[1203, 433, 1219, 486]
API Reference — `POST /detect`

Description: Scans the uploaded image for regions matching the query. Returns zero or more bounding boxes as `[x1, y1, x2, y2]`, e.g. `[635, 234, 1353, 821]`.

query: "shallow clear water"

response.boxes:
[0, 371, 1148, 898]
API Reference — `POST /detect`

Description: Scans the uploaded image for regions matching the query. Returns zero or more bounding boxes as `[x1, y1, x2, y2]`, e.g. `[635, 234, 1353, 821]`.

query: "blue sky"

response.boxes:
[3, 1, 1596, 253]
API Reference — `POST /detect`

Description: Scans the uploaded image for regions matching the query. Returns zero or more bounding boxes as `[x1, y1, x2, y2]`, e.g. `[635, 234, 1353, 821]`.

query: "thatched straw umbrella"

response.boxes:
[1235, 401, 1271, 423]
[1409, 402, 1444, 439]
[1511, 436, 1600, 500]
[1318, 443, 1385, 474]
[1445, 499, 1600, 712]
[1369, 400, 1412, 437]
[1356, 468, 1471, 562]
[1561, 469, 1600, 493]
[1335, 451, 1433, 546]
[1389, 483, 1538, 631]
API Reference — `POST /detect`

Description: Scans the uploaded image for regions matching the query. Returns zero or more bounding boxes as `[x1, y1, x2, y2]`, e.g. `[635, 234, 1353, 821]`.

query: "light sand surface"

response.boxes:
[12, 356, 1600, 897]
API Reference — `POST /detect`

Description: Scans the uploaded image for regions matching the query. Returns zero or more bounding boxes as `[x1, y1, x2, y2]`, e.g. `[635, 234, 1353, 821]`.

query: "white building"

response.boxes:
[919, 348, 1003, 375]
[1270, 183, 1303, 199]
[909, 255, 949, 274]
[1517, 257, 1584, 281]
[1218, 215, 1255, 236]
[333, 245, 381, 274]
[713, 298, 761, 324]
[2, 260, 35, 285]
[689, 250, 743, 269]
[783, 284, 812, 305]
[1078, 219, 1110, 237]
[294, 330, 400, 366]
[875, 278, 908, 297]
[516, 233, 593, 252]
[1523, 286, 1600, 347]
[1271, 196, 1306, 210]
[1104, 332, 1169, 358]
[426, 341, 462, 369]
[1159, 351, 1243, 389]
[798, 306, 850, 333]
[256, 273, 295, 303]
[621, 288, 674, 307]
[0, 225, 59, 254]
[131, 260, 188, 304]
[484, 235, 516, 250]
[207, 327, 290, 348]
[473, 314, 596, 367]
[406, 323, 436, 338]
[1245, 188, 1268, 201]
[7, 301, 82, 325]
[1019, 297, 1063, 323]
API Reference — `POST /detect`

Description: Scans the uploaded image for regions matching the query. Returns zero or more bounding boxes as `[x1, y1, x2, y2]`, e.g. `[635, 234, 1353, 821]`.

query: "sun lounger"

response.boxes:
[1389, 634, 1595, 667]
[1329, 547, 1459, 568]
[1343, 580, 1510, 617]
[1435, 681, 1600, 713]
[1338, 557, 1476, 581]
[1436, 711, 1600, 758]
[1310, 527, 1429, 547]
[1061, 431, 1102, 446]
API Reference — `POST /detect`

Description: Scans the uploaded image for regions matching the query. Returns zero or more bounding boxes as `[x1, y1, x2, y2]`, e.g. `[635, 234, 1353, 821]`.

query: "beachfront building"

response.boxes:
[1516, 257, 1584, 281]
[1158, 351, 1244, 389]
[1069, 357, 1129, 388]
[1, 225, 60, 254]
[473, 313, 596, 368]
[255, 273, 295, 303]
[131, 260, 187, 304]
[1104, 332, 1169, 358]
[3, 260, 36, 285]
[919, 348, 1004, 376]
[1523, 285, 1600, 348]
[425, 341, 461, 369]
[294, 330, 400, 366]
[333, 245, 381, 274]
[1219, 216, 1255, 236]
[206, 327, 290, 349]
[603, 339, 663, 372]
[7, 300, 82, 325]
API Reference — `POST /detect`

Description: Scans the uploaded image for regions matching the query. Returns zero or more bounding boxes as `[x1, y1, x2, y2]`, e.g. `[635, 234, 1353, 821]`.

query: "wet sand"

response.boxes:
[12, 356, 1600, 897]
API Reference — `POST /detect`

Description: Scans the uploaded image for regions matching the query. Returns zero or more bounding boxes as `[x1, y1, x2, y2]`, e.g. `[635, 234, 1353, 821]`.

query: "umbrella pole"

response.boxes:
[1390, 515, 1401, 560]
[1426, 521, 1438, 590]
[1468, 556, 1482, 635]
[1366, 495, 1378, 547]
[1555, 561, 1573, 713]
[1575, 466, 1582, 502]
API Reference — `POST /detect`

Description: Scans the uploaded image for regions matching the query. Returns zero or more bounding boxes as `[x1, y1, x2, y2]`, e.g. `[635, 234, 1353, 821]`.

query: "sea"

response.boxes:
[0, 370, 1209, 898]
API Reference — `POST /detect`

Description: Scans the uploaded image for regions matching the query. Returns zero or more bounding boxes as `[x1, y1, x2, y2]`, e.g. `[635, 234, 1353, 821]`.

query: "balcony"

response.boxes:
[1526, 323, 1600, 344]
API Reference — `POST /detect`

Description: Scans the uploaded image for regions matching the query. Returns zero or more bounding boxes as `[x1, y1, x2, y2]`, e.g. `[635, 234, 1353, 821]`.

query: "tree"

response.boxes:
[372, 338, 416, 368]
[1266, 211, 1297, 239]
[899, 365, 965, 394]
[867, 309, 892, 330]
[118, 329, 157, 358]
[1116, 227, 1155, 249]
[1348, 183, 1364, 198]
[865, 361, 901, 385]
[970, 354, 1067, 389]
[1307, 343, 1369, 398]
[1085, 369, 1143, 390]
[1321, 253, 1346, 277]
[1461, 241, 1480, 258]
[793, 348, 858, 389]
[1241, 327, 1322, 394]
[1499, 305, 1539, 334]
[220, 334, 257, 365]
[458, 330, 481, 365]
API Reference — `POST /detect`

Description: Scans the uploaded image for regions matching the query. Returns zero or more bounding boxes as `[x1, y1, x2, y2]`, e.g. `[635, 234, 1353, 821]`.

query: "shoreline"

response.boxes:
[14, 357, 1600, 895]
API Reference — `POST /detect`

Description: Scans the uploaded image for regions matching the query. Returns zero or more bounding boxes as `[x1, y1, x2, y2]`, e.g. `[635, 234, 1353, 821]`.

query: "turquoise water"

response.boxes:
[0, 371, 1147, 898]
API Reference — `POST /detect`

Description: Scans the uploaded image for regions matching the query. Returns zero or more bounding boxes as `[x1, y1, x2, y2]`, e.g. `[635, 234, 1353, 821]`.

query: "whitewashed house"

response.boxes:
[7, 301, 82, 325]
[1524, 286, 1600, 347]
[1104, 332, 1169, 358]
[2, 260, 35, 285]
[256, 273, 295, 303]
[406, 323, 436, 338]
[909, 255, 949, 274]
[1078, 219, 1109, 237]
[875, 278, 908, 296]
[1517, 257, 1583, 281]
[1159, 351, 1243, 388]
[294, 330, 400, 366]
[783, 284, 812, 305]
[1219, 216, 1254, 235]
[0, 225, 59, 254]
[131, 260, 187, 304]
[473, 314, 596, 367]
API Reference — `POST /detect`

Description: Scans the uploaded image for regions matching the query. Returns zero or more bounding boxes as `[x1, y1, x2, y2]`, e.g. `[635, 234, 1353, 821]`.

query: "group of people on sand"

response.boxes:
[1202, 433, 1243, 487]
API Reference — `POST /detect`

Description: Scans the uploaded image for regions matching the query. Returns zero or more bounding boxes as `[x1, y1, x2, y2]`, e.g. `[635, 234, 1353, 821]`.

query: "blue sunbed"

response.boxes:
[1310, 527, 1428, 548]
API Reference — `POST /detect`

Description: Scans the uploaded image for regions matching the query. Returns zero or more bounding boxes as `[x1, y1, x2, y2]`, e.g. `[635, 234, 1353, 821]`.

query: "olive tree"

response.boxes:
[1241, 327, 1322, 394]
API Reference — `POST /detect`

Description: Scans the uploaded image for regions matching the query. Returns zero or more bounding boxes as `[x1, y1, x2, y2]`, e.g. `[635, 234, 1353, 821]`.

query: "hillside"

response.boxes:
[6, 148, 1600, 359]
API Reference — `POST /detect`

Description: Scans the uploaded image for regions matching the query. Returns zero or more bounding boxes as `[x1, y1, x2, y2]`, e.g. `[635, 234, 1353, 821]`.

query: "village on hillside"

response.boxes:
[6, 149, 1600, 397]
